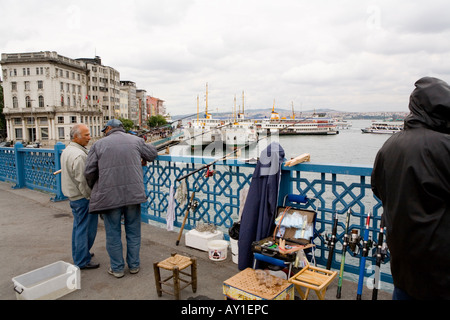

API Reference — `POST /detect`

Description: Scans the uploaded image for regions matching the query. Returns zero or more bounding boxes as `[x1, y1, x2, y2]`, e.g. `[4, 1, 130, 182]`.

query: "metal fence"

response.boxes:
[0, 142, 392, 285]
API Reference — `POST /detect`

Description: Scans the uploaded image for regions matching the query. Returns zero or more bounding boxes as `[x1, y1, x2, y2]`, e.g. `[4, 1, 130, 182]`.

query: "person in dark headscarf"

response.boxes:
[371, 77, 450, 300]
[238, 142, 285, 270]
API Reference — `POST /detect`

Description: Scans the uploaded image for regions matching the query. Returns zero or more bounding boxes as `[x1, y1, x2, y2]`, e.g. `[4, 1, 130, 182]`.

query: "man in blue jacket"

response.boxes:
[85, 119, 158, 278]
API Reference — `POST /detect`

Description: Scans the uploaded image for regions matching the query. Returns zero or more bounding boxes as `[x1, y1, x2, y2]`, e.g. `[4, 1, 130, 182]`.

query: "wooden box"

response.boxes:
[223, 268, 294, 300]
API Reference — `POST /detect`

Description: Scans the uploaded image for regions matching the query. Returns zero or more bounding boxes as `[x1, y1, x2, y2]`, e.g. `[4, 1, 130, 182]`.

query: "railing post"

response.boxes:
[12, 142, 25, 189]
[51, 142, 67, 202]
[278, 168, 292, 206]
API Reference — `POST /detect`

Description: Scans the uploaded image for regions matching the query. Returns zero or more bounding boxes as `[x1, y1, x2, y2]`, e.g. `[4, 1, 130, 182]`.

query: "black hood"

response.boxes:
[404, 77, 450, 134]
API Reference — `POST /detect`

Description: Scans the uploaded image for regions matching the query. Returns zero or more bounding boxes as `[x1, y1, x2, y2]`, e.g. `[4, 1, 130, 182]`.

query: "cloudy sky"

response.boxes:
[1, 0, 450, 116]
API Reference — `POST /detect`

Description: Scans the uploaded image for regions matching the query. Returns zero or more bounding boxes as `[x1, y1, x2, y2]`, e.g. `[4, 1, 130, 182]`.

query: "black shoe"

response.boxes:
[80, 262, 100, 270]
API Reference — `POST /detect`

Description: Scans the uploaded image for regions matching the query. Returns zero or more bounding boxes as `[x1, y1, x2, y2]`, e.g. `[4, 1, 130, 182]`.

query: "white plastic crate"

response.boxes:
[12, 261, 80, 300]
[185, 229, 224, 251]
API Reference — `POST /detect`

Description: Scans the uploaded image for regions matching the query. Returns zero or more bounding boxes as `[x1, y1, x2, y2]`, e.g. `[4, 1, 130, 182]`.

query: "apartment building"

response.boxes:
[120, 81, 138, 126]
[1, 51, 105, 145]
[1, 51, 166, 145]
[136, 89, 147, 128]
[76, 56, 121, 124]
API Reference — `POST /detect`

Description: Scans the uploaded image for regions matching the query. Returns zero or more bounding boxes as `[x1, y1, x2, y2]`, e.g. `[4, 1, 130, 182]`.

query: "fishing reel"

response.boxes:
[373, 242, 389, 263]
[349, 230, 361, 253]
[325, 233, 336, 247]
[191, 200, 199, 211]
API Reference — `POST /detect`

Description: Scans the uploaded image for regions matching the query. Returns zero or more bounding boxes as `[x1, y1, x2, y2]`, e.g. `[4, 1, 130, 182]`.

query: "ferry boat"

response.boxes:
[222, 94, 259, 149]
[256, 106, 339, 135]
[361, 121, 403, 134]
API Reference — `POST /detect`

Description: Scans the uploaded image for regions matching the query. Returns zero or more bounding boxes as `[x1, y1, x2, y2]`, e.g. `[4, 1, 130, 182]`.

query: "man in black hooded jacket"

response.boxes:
[371, 77, 450, 300]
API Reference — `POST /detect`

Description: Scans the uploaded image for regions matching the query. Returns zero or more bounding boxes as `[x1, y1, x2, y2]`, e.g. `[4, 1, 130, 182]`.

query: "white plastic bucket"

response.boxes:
[230, 238, 238, 264]
[207, 240, 228, 261]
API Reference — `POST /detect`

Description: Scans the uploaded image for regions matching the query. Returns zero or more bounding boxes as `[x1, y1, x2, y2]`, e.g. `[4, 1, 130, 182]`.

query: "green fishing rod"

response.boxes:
[336, 208, 351, 299]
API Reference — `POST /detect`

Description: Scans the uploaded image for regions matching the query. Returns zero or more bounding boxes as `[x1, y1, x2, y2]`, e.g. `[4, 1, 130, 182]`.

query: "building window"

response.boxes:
[15, 128, 23, 139]
[58, 116, 64, 124]
[61, 96, 64, 107]
[38, 95, 44, 108]
[41, 128, 49, 140]
[12, 96, 18, 108]
[38, 81, 43, 90]
[11, 82, 17, 91]
[67, 97, 70, 106]
[58, 127, 65, 139]
[25, 96, 32, 108]
[24, 81, 30, 91]
[14, 118, 22, 125]
[71, 116, 77, 123]
[39, 117, 48, 125]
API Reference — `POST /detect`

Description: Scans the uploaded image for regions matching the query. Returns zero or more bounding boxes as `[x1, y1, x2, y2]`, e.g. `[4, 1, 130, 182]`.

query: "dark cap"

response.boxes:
[101, 119, 123, 132]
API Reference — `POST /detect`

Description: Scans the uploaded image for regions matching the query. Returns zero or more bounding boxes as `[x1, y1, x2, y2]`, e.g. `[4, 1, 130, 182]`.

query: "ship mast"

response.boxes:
[205, 82, 211, 119]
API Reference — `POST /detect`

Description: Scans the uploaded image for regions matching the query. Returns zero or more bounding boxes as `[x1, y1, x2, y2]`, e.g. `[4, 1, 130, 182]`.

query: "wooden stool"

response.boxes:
[289, 265, 337, 300]
[153, 253, 197, 300]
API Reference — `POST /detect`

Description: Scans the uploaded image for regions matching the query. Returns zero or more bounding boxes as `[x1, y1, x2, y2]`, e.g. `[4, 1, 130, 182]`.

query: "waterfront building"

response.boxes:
[1, 51, 103, 145]
[136, 89, 148, 129]
[76, 56, 121, 124]
[147, 96, 166, 117]
[119, 88, 129, 119]
[120, 81, 138, 126]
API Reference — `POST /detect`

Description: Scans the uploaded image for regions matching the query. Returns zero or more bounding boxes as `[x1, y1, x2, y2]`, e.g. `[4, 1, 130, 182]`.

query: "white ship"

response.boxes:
[361, 121, 403, 134]
[222, 93, 259, 149]
[256, 105, 339, 135]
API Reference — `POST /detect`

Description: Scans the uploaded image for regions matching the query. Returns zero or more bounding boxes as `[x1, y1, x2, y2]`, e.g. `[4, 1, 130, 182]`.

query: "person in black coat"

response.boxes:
[371, 77, 450, 300]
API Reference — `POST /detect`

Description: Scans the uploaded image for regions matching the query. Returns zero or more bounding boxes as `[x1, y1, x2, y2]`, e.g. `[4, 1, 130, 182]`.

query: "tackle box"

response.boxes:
[251, 206, 316, 263]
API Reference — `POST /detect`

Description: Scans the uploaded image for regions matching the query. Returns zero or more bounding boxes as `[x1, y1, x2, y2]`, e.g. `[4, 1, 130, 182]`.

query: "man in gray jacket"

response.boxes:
[85, 119, 158, 278]
[61, 124, 99, 269]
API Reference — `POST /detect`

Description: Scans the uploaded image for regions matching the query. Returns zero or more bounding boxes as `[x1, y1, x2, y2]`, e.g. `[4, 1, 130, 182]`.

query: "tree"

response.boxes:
[148, 115, 167, 127]
[118, 117, 134, 132]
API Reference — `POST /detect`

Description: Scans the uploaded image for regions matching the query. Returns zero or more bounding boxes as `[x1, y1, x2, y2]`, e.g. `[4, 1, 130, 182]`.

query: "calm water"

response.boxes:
[277, 120, 392, 167]
[172, 120, 393, 167]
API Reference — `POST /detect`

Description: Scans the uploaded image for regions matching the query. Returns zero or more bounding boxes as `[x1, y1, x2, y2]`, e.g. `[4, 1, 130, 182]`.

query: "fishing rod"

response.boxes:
[153, 121, 233, 153]
[372, 214, 387, 300]
[336, 208, 351, 299]
[175, 190, 198, 246]
[356, 211, 372, 300]
[325, 211, 338, 270]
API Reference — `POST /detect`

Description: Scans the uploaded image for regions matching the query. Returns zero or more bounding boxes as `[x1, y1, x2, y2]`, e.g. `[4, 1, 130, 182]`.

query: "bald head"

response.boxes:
[71, 124, 91, 147]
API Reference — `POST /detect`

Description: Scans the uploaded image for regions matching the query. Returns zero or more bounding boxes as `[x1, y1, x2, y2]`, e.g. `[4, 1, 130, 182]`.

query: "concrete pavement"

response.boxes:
[0, 181, 392, 301]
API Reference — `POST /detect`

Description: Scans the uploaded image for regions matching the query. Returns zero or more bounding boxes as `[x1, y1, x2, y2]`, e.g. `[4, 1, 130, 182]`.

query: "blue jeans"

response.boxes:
[102, 204, 141, 272]
[70, 198, 98, 268]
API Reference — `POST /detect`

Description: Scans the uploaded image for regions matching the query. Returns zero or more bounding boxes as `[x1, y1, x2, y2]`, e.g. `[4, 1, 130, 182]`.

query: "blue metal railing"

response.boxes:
[0, 142, 392, 285]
